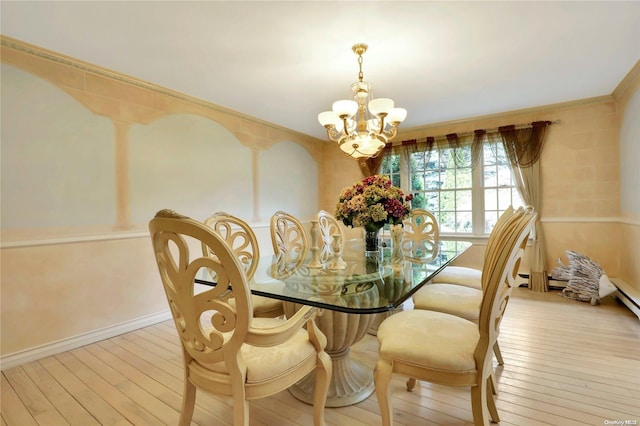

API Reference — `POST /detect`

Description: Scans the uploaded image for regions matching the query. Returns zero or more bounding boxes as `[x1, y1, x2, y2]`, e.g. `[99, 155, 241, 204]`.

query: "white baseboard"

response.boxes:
[0, 310, 172, 371]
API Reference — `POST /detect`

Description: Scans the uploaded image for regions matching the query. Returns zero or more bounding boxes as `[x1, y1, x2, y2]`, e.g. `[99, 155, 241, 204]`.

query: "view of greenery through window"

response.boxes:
[380, 141, 523, 236]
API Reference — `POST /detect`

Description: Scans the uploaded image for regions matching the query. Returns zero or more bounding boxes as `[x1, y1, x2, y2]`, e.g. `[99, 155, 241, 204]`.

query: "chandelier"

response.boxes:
[318, 43, 407, 159]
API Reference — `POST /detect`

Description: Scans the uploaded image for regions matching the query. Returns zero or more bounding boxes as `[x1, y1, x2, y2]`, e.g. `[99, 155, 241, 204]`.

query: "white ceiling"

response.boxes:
[2, 1, 639, 140]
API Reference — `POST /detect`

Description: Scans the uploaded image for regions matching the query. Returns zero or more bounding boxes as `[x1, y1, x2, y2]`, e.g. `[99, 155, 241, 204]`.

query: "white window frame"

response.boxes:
[380, 141, 523, 241]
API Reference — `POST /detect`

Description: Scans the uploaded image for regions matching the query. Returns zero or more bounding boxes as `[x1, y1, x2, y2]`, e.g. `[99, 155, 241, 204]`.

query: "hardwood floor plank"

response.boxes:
[2, 366, 69, 426]
[73, 345, 185, 425]
[54, 352, 163, 425]
[37, 356, 131, 426]
[20, 360, 100, 426]
[0, 374, 38, 426]
[93, 341, 227, 426]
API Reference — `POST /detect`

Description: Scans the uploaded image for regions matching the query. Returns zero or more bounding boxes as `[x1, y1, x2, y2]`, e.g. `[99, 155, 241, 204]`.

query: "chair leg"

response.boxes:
[231, 381, 249, 426]
[493, 341, 504, 366]
[406, 378, 417, 391]
[490, 370, 498, 395]
[312, 351, 332, 426]
[179, 378, 196, 426]
[470, 378, 491, 426]
[486, 378, 500, 423]
[374, 359, 394, 426]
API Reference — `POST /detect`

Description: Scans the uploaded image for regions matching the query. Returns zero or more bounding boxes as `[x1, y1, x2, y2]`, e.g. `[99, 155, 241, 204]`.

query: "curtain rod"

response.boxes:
[399, 119, 561, 144]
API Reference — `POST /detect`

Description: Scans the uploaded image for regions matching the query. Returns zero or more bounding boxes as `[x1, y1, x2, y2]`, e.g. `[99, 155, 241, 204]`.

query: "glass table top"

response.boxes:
[196, 239, 472, 314]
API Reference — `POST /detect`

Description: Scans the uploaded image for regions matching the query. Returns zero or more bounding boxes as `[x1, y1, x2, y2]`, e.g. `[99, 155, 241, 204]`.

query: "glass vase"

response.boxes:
[364, 227, 382, 273]
[364, 229, 380, 253]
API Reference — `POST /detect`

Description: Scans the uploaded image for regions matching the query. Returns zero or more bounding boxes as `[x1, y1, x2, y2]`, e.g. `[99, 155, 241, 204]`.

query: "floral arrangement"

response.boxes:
[335, 175, 413, 232]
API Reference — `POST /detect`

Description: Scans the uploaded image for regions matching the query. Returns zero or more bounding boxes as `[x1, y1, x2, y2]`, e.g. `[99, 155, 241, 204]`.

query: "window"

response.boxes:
[380, 141, 523, 236]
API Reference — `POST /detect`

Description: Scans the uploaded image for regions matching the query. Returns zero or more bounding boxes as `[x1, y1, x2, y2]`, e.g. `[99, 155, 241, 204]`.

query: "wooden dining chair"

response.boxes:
[149, 209, 331, 426]
[400, 208, 439, 262]
[430, 206, 516, 290]
[374, 206, 535, 426]
[270, 210, 309, 264]
[203, 211, 284, 318]
[317, 210, 345, 263]
[412, 206, 519, 367]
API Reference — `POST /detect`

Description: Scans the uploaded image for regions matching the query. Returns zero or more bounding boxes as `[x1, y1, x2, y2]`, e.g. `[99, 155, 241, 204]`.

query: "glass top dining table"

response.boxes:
[195, 238, 472, 407]
[196, 239, 472, 315]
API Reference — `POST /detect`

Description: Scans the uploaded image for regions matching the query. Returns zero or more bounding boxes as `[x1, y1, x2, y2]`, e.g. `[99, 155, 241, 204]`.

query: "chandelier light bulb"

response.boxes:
[332, 100, 358, 119]
[318, 111, 342, 128]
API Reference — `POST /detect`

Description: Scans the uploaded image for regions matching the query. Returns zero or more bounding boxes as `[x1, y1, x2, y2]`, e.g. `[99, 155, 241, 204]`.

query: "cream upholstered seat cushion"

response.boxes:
[431, 266, 482, 290]
[377, 309, 479, 374]
[200, 318, 318, 384]
[412, 283, 482, 322]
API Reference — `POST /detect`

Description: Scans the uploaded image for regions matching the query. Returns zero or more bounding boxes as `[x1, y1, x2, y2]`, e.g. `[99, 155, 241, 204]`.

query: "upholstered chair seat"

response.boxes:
[378, 309, 479, 374]
[200, 318, 320, 384]
[412, 283, 481, 322]
[430, 266, 482, 289]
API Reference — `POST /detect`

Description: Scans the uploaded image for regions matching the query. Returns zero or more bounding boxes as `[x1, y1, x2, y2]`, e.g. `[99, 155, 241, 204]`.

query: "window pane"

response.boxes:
[440, 211, 455, 232]
[456, 190, 472, 210]
[408, 173, 420, 191]
[425, 192, 438, 211]
[484, 211, 498, 233]
[411, 152, 424, 171]
[440, 169, 457, 190]
[456, 167, 472, 188]
[484, 165, 497, 187]
[498, 188, 512, 210]
[497, 164, 513, 186]
[456, 211, 472, 233]
[456, 147, 472, 167]
[423, 171, 440, 189]
[440, 190, 455, 210]
[483, 143, 497, 165]
[485, 188, 497, 211]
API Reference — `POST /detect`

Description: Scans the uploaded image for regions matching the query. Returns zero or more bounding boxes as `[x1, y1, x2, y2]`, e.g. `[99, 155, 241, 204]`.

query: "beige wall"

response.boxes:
[0, 37, 325, 360]
[1, 35, 638, 363]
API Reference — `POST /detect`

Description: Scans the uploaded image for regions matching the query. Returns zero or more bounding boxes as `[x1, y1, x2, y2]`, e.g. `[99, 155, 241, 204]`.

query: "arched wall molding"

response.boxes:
[0, 35, 325, 155]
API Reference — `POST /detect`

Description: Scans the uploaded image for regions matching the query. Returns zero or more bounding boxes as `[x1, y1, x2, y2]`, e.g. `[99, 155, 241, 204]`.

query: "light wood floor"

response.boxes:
[2, 287, 640, 425]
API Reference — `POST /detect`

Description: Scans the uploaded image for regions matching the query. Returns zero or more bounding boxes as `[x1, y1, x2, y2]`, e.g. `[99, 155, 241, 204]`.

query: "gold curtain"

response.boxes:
[498, 121, 551, 292]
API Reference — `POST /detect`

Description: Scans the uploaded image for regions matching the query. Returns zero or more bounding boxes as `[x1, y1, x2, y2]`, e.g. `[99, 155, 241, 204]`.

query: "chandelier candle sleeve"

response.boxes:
[318, 43, 407, 159]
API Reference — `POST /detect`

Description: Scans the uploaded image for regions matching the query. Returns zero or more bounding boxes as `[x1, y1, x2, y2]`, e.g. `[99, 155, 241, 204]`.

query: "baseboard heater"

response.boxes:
[517, 273, 567, 291]
[610, 278, 640, 320]
[517, 274, 639, 320]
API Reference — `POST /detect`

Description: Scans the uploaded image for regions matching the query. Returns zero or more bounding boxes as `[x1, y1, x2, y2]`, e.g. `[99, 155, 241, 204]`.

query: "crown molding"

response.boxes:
[612, 59, 640, 100]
